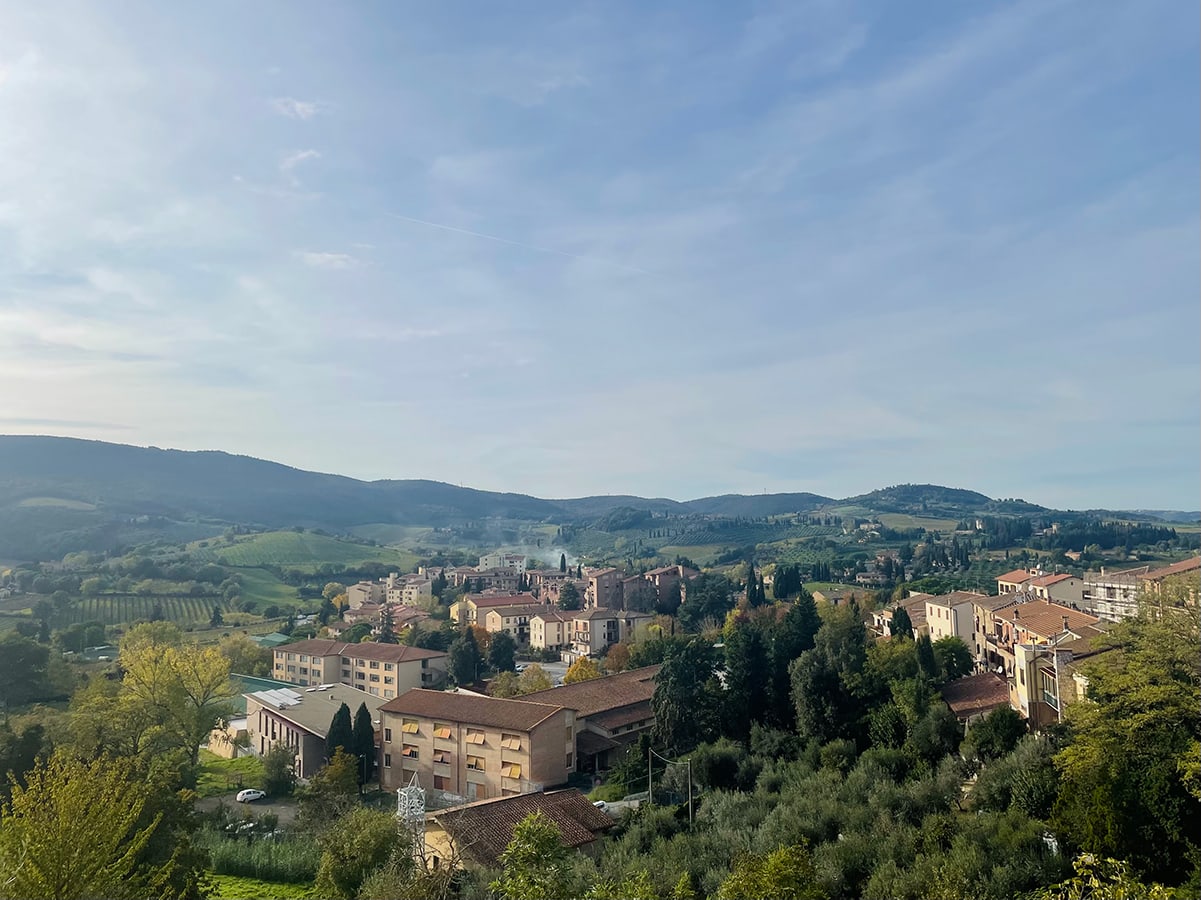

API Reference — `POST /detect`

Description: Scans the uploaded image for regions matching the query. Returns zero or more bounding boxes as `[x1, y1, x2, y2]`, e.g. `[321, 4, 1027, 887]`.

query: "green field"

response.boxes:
[194, 531, 417, 572]
[235, 567, 302, 609]
[876, 513, 963, 532]
[209, 875, 316, 900]
[67, 595, 229, 627]
[197, 750, 265, 799]
[15, 496, 98, 510]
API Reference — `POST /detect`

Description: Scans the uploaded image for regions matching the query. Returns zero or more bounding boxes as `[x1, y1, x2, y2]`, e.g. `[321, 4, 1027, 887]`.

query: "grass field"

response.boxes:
[195, 531, 418, 572]
[15, 496, 98, 510]
[235, 567, 302, 610]
[876, 513, 963, 532]
[197, 750, 265, 799]
[208, 874, 316, 900]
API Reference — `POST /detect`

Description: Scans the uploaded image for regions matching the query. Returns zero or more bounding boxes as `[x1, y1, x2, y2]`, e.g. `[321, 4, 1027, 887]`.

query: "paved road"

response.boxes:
[196, 794, 300, 825]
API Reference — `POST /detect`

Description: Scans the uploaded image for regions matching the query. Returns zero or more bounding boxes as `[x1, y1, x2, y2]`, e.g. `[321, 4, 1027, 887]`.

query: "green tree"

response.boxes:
[724, 620, 770, 740]
[208, 604, 224, 628]
[558, 581, 581, 611]
[770, 592, 820, 727]
[915, 633, 939, 679]
[716, 844, 826, 900]
[516, 664, 553, 694]
[488, 631, 517, 673]
[962, 705, 1026, 763]
[0, 754, 170, 900]
[564, 657, 603, 684]
[351, 702, 376, 787]
[890, 606, 914, 640]
[326, 702, 354, 762]
[1030, 854, 1176, 900]
[263, 743, 297, 797]
[323, 582, 346, 601]
[314, 806, 410, 900]
[490, 811, 578, 900]
[377, 610, 399, 644]
[299, 748, 360, 829]
[678, 573, 737, 632]
[1052, 609, 1201, 884]
[448, 629, 482, 685]
[488, 671, 521, 698]
[653, 639, 721, 752]
[0, 635, 51, 724]
[559, 553, 567, 573]
[932, 635, 973, 681]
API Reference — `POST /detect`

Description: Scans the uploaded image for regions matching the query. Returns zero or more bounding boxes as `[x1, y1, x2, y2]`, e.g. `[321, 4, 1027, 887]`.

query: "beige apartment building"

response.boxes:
[450, 593, 543, 625]
[530, 609, 573, 652]
[567, 608, 654, 660]
[482, 604, 555, 644]
[272, 639, 447, 699]
[585, 568, 621, 609]
[378, 690, 576, 802]
[926, 591, 985, 643]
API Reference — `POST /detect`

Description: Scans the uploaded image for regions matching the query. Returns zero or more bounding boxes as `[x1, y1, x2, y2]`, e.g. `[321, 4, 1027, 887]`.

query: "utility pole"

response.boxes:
[687, 757, 693, 826]
[647, 745, 653, 803]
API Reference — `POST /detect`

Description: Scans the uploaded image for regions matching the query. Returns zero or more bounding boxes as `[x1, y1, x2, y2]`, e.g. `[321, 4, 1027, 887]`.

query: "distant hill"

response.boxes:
[0, 435, 1171, 561]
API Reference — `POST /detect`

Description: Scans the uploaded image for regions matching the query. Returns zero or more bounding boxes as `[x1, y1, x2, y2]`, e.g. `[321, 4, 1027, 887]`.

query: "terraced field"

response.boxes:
[66, 595, 230, 627]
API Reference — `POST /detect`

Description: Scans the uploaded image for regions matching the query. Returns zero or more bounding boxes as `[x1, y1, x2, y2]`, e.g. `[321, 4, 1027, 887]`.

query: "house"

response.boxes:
[478, 552, 527, 572]
[519, 666, 661, 773]
[419, 789, 614, 870]
[207, 673, 297, 760]
[970, 594, 1019, 674]
[245, 683, 390, 779]
[1083, 557, 1200, 620]
[566, 608, 654, 660]
[639, 565, 697, 608]
[814, 587, 867, 609]
[996, 569, 1035, 594]
[939, 673, 1011, 725]
[872, 593, 931, 637]
[585, 568, 621, 609]
[530, 609, 573, 652]
[1026, 573, 1085, 607]
[450, 593, 543, 625]
[482, 605, 556, 644]
[271, 639, 447, 699]
[343, 602, 430, 633]
[377, 690, 576, 802]
[926, 591, 986, 643]
[1011, 625, 1110, 729]
[455, 569, 523, 593]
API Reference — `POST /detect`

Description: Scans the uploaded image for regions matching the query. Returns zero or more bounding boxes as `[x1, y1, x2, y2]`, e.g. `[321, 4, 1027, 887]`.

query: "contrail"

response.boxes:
[383, 211, 650, 275]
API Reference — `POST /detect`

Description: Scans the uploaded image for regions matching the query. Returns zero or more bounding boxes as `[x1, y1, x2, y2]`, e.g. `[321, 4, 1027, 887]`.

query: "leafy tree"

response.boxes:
[1030, 854, 1175, 900]
[516, 664, 553, 694]
[488, 671, 521, 698]
[724, 620, 770, 740]
[770, 592, 820, 727]
[323, 582, 346, 601]
[488, 631, 517, 673]
[588, 869, 657, 900]
[326, 702, 354, 762]
[314, 806, 411, 900]
[117, 632, 235, 765]
[217, 633, 272, 677]
[490, 811, 578, 900]
[932, 636, 973, 681]
[890, 607, 914, 640]
[448, 629, 482, 685]
[653, 639, 721, 752]
[352, 702, 376, 787]
[678, 573, 737, 632]
[263, 743, 297, 797]
[299, 748, 360, 829]
[915, 633, 939, 679]
[208, 604, 224, 628]
[558, 581, 581, 611]
[0, 754, 172, 900]
[962, 705, 1026, 763]
[377, 610, 399, 644]
[716, 844, 826, 900]
[1052, 610, 1201, 884]
[604, 642, 631, 673]
[342, 622, 373, 643]
[0, 635, 51, 724]
[564, 657, 603, 684]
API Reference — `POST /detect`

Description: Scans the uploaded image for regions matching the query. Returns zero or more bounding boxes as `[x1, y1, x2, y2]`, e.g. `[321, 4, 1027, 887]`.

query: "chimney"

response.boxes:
[1013, 608, 1020, 620]
[1062, 615, 1069, 631]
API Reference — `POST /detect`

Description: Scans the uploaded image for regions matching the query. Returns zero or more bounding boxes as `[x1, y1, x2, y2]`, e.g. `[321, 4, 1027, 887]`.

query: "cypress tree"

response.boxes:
[326, 702, 354, 762]
[559, 553, 567, 573]
[351, 702, 375, 786]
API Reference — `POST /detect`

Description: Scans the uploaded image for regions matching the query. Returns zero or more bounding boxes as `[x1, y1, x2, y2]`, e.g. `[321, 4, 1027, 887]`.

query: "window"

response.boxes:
[434, 724, 452, 740]
[299, 667, 308, 675]
[384, 676, 394, 685]
[341, 657, 350, 665]
[384, 663, 394, 671]
[299, 654, 308, 662]
[433, 775, 449, 790]
[383, 727, 392, 743]
[370, 660, 379, 669]
[355, 672, 365, 680]
[369, 674, 380, 682]
[566, 752, 573, 769]
[342, 669, 350, 678]
[402, 744, 419, 760]
[565, 726, 573, 742]
[466, 755, 485, 771]
[500, 733, 521, 751]
[501, 762, 521, 779]
[383, 753, 392, 768]
[433, 750, 451, 765]
[369, 687, 379, 696]
[465, 728, 485, 745]
[286, 653, 296, 661]
[401, 718, 419, 734]
[286, 665, 296, 672]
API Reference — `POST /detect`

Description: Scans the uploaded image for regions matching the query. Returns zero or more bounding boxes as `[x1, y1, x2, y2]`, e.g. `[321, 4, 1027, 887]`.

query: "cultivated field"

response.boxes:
[65, 595, 230, 627]
[193, 531, 417, 572]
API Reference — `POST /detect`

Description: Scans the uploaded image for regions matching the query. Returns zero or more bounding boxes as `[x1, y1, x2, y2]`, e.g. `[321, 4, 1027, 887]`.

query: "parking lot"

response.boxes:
[519, 659, 570, 685]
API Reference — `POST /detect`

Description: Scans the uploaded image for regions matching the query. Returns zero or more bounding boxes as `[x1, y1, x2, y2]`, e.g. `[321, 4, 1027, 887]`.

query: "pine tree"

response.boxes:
[351, 702, 375, 786]
[377, 606, 399, 644]
[326, 702, 354, 762]
[209, 605, 224, 628]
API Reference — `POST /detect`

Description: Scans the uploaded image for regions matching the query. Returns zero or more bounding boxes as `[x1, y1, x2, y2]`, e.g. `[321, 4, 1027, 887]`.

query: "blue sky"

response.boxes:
[1, 1, 1197, 509]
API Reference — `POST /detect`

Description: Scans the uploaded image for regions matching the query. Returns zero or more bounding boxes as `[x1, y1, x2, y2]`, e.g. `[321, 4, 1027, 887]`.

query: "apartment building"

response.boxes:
[1082, 557, 1200, 621]
[988, 600, 1102, 715]
[347, 580, 386, 609]
[926, 591, 985, 643]
[871, 593, 932, 638]
[378, 690, 576, 802]
[245, 683, 389, 778]
[272, 639, 447, 699]
[996, 569, 1035, 593]
[566, 608, 654, 660]
[585, 568, 621, 609]
[970, 594, 1019, 674]
[450, 593, 543, 625]
[482, 605, 556, 644]
[478, 552, 527, 572]
[530, 609, 573, 652]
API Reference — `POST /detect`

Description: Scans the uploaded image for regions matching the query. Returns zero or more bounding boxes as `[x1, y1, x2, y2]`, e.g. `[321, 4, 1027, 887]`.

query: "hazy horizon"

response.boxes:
[2, 2, 1197, 509]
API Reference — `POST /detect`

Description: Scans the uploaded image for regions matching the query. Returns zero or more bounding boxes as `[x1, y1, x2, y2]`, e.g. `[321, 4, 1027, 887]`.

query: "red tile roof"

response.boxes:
[994, 600, 1100, 638]
[274, 639, 445, 663]
[432, 789, 614, 866]
[1028, 573, 1074, 588]
[519, 666, 661, 719]
[997, 569, 1033, 585]
[940, 674, 1011, 720]
[1141, 557, 1201, 580]
[379, 688, 564, 731]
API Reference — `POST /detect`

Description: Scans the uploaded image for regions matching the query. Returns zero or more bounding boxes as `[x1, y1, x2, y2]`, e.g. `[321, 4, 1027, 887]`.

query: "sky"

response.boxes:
[1, 1, 1198, 510]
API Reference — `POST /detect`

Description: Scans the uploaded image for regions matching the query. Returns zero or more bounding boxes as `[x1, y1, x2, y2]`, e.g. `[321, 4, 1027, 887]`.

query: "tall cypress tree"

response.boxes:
[769, 590, 821, 727]
[351, 702, 376, 786]
[325, 702, 354, 762]
[559, 553, 567, 573]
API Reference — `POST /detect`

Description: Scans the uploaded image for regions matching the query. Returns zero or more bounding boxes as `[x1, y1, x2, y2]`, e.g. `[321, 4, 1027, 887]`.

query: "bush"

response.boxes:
[196, 828, 319, 884]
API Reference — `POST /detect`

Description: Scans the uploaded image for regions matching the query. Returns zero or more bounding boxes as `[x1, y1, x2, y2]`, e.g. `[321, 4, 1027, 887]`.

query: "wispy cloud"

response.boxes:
[279, 148, 320, 185]
[271, 97, 323, 120]
[294, 251, 358, 270]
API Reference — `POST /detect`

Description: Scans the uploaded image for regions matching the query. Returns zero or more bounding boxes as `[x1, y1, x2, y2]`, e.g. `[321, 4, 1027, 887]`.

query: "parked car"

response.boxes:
[236, 789, 266, 803]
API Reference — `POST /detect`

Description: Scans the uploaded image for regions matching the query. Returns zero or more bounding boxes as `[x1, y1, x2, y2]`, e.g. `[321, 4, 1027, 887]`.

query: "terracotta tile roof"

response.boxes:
[940, 674, 1010, 720]
[994, 599, 1100, 638]
[972, 594, 1021, 612]
[1141, 557, 1201, 580]
[531, 609, 572, 623]
[518, 666, 662, 719]
[997, 569, 1033, 585]
[274, 639, 445, 664]
[432, 789, 614, 867]
[483, 604, 555, 619]
[379, 689, 564, 731]
[927, 590, 987, 608]
[468, 593, 541, 608]
[1028, 573, 1074, 588]
[589, 701, 653, 732]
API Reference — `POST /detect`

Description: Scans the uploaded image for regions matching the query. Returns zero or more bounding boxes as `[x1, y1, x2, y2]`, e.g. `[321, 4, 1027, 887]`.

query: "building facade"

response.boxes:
[271, 639, 447, 699]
